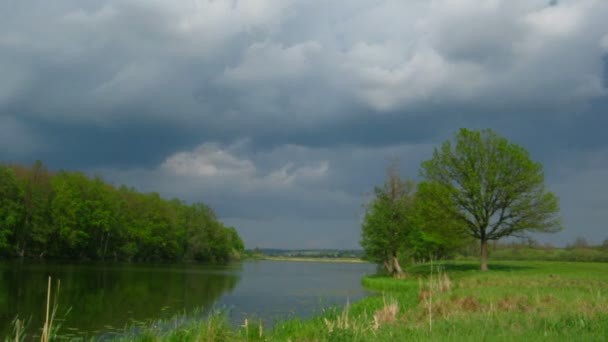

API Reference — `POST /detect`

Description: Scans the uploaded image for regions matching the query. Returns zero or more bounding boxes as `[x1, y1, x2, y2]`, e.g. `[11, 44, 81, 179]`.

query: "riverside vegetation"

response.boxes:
[0, 161, 244, 262]
[361, 129, 562, 275]
[104, 260, 608, 341]
[10, 259, 606, 341]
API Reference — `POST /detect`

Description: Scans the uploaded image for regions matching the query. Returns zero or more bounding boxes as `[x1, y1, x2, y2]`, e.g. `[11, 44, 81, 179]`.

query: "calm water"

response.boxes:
[0, 260, 376, 339]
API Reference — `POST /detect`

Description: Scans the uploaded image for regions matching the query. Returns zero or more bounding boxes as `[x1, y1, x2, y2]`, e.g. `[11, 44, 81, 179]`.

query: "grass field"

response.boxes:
[262, 260, 608, 341]
[358, 261, 608, 341]
[10, 260, 608, 341]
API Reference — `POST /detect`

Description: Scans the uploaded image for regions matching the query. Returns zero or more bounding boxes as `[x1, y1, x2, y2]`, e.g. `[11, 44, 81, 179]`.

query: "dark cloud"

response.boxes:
[2, 0, 608, 248]
[602, 55, 608, 88]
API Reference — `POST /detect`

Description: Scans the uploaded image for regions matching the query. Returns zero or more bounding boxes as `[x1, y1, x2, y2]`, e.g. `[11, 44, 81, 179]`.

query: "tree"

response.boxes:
[51, 171, 91, 257]
[0, 165, 23, 253]
[12, 160, 54, 257]
[410, 181, 472, 261]
[360, 165, 416, 275]
[420, 128, 561, 271]
[85, 176, 119, 260]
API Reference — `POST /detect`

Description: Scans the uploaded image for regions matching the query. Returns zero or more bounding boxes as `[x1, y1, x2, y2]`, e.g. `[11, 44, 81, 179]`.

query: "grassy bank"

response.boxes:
[487, 246, 608, 262]
[11, 260, 608, 341]
[261, 256, 367, 263]
[149, 261, 608, 341]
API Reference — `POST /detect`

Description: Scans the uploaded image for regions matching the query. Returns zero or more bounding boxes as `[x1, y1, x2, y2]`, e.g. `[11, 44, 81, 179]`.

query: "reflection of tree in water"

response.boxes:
[0, 262, 241, 337]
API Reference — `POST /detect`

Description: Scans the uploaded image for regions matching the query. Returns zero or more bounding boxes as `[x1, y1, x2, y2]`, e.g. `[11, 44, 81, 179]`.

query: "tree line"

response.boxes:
[361, 128, 562, 272]
[0, 161, 244, 262]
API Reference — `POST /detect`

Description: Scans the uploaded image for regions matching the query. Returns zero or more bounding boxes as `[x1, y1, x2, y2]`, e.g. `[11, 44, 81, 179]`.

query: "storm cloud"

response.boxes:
[1, 0, 607, 248]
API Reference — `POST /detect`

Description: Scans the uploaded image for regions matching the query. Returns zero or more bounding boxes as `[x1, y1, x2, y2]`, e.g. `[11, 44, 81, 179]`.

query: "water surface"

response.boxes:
[0, 260, 375, 338]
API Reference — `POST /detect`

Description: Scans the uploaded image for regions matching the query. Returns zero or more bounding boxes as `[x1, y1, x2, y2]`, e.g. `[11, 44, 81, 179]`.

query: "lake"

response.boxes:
[0, 260, 376, 339]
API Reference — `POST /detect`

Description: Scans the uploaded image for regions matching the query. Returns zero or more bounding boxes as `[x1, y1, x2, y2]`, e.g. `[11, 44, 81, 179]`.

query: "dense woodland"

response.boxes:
[0, 161, 244, 262]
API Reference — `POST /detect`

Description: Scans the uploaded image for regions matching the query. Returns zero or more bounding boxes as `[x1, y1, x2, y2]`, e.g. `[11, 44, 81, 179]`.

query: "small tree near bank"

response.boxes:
[420, 128, 561, 271]
[360, 165, 416, 276]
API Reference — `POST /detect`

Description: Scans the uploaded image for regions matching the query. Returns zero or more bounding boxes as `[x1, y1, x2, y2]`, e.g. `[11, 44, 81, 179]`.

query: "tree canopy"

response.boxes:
[360, 165, 416, 275]
[0, 165, 23, 252]
[410, 180, 472, 260]
[0, 161, 244, 262]
[420, 128, 561, 270]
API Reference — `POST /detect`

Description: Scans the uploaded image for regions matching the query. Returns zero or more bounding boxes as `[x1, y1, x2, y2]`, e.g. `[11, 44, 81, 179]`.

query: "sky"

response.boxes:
[1, 0, 607, 249]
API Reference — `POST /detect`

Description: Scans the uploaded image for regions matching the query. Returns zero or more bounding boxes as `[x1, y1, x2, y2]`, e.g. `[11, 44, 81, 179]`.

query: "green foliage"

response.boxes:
[410, 181, 473, 260]
[10, 160, 54, 257]
[0, 161, 244, 262]
[420, 128, 561, 270]
[0, 165, 23, 253]
[360, 165, 416, 274]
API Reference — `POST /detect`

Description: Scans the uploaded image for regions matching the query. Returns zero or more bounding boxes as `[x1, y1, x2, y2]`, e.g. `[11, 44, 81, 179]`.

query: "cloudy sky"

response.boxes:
[1, 0, 607, 249]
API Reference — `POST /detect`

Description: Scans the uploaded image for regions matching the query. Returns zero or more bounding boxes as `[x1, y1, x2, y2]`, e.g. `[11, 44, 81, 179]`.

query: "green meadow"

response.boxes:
[53, 260, 604, 341]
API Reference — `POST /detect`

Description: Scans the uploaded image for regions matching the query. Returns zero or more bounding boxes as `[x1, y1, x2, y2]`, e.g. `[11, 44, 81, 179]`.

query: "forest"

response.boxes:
[0, 161, 244, 262]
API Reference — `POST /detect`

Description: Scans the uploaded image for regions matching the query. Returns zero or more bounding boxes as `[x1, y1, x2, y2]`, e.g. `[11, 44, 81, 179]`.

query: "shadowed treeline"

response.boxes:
[0, 161, 244, 262]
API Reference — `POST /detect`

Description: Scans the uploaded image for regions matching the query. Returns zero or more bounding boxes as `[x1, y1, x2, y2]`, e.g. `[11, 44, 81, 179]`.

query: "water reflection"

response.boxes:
[0, 260, 376, 339]
[0, 261, 241, 338]
[220, 261, 376, 326]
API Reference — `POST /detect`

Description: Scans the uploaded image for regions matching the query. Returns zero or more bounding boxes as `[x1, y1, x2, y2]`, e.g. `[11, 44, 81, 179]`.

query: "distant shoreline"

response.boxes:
[262, 256, 369, 263]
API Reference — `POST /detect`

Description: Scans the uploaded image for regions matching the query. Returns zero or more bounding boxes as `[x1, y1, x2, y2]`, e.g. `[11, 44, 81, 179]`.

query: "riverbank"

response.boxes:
[10, 260, 608, 341]
[261, 256, 368, 263]
[108, 260, 608, 341]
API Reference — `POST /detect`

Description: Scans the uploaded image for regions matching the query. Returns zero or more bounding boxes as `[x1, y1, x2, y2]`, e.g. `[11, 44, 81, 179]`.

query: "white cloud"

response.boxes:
[265, 161, 329, 186]
[341, 46, 488, 110]
[161, 143, 255, 177]
[160, 142, 330, 189]
[172, 0, 290, 37]
[524, 1, 586, 37]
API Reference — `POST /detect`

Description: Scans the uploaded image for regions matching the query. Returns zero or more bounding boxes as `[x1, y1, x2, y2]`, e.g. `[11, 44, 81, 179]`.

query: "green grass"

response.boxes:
[10, 260, 608, 341]
[488, 246, 608, 262]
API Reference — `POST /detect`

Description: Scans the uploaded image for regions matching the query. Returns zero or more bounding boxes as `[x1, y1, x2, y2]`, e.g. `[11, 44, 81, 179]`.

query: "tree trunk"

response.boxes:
[383, 259, 394, 274]
[102, 231, 110, 261]
[480, 239, 488, 271]
[393, 255, 403, 274]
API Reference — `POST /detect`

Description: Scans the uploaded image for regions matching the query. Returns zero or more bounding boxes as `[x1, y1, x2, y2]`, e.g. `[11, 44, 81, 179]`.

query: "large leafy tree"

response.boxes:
[420, 128, 561, 271]
[360, 166, 416, 275]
